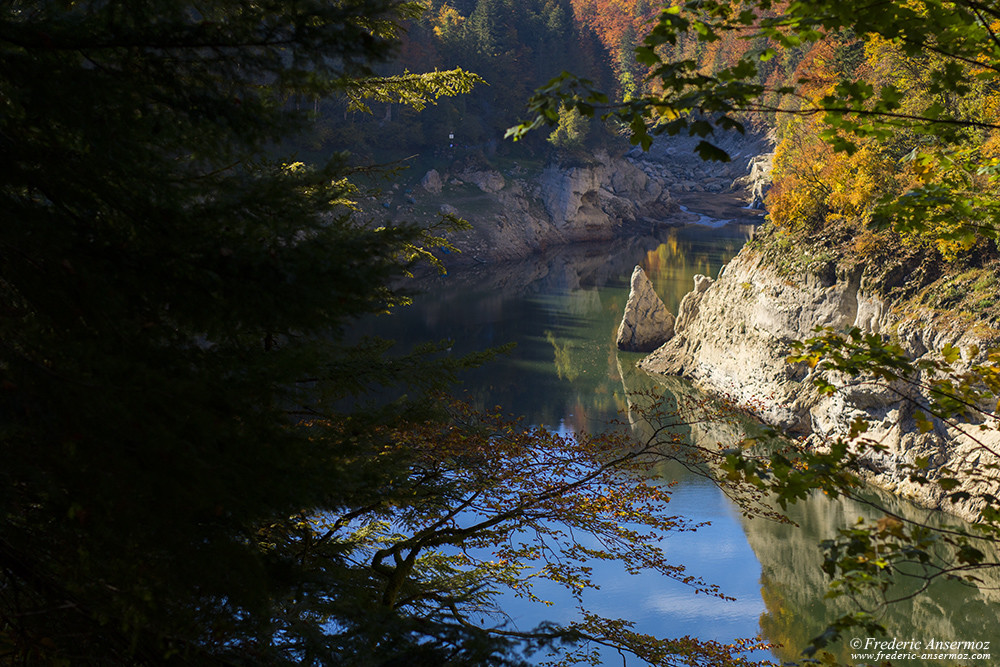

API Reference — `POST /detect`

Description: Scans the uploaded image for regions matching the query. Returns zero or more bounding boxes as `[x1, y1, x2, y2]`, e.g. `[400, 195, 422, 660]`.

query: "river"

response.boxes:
[365, 221, 1000, 665]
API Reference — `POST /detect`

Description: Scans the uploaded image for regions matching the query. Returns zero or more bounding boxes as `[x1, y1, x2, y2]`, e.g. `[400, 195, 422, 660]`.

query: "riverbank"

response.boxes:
[357, 135, 770, 268]
[636, 220, 1000, 521]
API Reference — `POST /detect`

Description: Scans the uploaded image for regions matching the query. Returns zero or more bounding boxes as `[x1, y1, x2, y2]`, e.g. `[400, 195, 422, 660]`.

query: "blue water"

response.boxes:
[368, 221, 999, 665]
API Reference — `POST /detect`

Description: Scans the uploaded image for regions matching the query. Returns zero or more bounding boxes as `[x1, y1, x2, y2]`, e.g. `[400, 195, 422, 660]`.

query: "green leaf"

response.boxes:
[694, 140, 731, 162]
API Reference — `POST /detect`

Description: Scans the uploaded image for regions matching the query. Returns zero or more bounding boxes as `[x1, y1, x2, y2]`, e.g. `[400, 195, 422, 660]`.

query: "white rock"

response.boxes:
[638, 240, 1000, 520]
[616, 266, 675, 352]
[421, 169, 443, 194]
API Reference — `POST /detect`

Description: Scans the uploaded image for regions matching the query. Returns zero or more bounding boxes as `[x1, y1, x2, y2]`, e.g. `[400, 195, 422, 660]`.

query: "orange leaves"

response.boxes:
[570, 0, 658, 59]
[768, 113, 900, 232]
[310, 393, 783, 664]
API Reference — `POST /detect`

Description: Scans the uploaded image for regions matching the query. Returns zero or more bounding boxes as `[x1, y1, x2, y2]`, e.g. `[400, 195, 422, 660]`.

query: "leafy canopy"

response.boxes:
[510, 0, 1000, 245]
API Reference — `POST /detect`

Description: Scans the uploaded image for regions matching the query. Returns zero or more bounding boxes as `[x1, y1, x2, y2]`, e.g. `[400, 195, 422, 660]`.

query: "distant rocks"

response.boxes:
[629, 131, 775, 206]
[421, 169, 443, 194]
[537, 152, 677, 238]
[538, 161, 610, 233]
[616, 266, 675, 352]
[460, 168, 505, 193]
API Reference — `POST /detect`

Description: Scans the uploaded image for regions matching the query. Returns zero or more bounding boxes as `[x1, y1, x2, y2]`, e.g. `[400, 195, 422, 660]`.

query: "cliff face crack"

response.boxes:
[840, 265, 863, 329]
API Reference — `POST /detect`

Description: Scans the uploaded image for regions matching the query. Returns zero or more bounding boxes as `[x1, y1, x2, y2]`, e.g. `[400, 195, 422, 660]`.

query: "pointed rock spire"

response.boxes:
[616, 266, 675, 352]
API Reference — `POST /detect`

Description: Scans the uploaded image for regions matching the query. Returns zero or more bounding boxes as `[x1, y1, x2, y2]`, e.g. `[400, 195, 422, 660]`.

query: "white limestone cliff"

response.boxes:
[638, 227, 1000, 520]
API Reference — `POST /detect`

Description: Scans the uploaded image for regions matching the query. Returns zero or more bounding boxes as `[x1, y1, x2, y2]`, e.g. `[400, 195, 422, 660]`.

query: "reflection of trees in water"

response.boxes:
[748, 486, 1000, 665]
[545, 330, 582, 382]
[640, 231, 748, 312]
[619, 359, 1000, 664]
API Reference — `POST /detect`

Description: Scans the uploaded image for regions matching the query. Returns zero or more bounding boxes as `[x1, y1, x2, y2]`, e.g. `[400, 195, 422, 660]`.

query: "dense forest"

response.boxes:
[3, 0, 1000, 665]
[303, 0, 615, 157]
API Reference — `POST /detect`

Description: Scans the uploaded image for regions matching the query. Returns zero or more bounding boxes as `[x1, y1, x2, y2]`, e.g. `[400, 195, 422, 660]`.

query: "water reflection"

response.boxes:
[384, 223, 754, 430]
[747, 487, 1000, 665]
[365, 220, 998, 664]
[627, 361, 1000, 664]
[366, 224, 773, 659]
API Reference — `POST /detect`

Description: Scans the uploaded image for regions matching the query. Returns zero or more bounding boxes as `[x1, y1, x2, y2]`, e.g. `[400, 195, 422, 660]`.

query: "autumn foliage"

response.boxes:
[308, 394, 775, 666]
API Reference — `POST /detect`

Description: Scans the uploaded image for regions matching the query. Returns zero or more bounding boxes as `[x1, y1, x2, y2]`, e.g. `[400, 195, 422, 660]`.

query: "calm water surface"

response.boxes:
[372, 223, 1000, 665]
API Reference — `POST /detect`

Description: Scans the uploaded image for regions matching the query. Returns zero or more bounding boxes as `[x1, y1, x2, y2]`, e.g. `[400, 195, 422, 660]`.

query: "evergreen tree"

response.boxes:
[0, 2, 792, 665]
[0, 1, 486, 663]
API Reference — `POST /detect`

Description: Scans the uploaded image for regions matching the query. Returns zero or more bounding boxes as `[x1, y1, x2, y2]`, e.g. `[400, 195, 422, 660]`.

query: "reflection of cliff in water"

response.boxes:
[413, 222, 753, 301]
[747, 488, 1000, 665]
[372, 224, 751, 427]
[619, 361, 779, 517]
[619, 361, 749, 448]
[619, 362, 1000, 665]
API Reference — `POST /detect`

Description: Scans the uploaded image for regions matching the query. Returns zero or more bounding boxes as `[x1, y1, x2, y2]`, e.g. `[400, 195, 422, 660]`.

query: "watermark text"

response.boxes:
[849, 637, 991, 662]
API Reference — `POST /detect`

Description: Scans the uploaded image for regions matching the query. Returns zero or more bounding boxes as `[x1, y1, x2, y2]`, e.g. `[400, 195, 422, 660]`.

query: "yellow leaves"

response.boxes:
[655, 104, 680, 121]
[770, 116, 900, 232]
[911, 156, 936, 184]
[431, 4, 465, 43]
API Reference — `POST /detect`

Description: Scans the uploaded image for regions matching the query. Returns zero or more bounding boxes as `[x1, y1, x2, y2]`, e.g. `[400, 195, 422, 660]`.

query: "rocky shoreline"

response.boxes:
[628, 224, 1000, 521]
[362, 134, 771, 266]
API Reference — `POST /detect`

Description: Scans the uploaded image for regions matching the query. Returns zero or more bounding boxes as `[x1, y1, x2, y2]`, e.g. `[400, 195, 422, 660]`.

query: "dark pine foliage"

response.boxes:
[0, 2, 504, 664]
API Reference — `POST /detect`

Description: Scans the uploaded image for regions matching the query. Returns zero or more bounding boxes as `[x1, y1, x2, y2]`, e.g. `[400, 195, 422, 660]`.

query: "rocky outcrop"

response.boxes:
[733, 154, 772, 209]
[537, 151, 676, 236]
[617, 266, 675, 352]
[538, 161, 611, 233]
[421, 169, 443, 194]
[638, 226, 1000, 520]
[641, 248, 847, 432]
[434, 151, 683, 262]
[460, 168, 505, 194]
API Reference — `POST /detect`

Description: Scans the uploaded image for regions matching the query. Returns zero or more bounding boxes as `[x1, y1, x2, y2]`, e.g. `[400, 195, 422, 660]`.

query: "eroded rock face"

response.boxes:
[537, 152, 678, 238]
[638, 234, 1000, 520]
[538, 162, 608, 232]
[640, 252, 826, 432]
[451, 152, 684, 262]
[617, 266, 675, 352]
[732, 154, 772, 209]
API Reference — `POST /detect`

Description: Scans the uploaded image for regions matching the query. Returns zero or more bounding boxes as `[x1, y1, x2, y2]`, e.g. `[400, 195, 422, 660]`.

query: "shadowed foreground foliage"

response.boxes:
[0, 2, 772, 665]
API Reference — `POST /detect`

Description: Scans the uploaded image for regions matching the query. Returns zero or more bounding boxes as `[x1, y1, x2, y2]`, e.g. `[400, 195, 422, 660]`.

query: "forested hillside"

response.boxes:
[305, 0, 623, 158]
